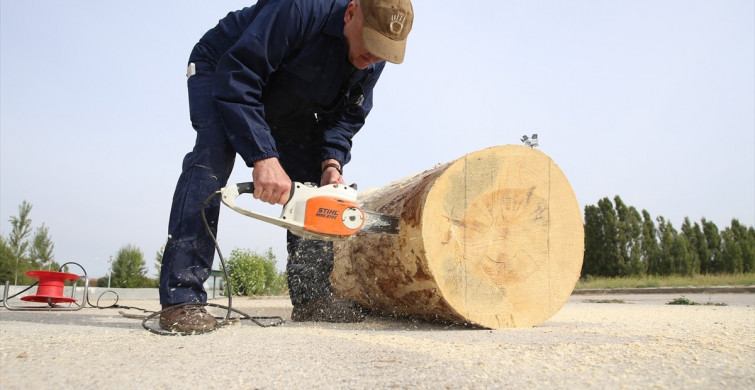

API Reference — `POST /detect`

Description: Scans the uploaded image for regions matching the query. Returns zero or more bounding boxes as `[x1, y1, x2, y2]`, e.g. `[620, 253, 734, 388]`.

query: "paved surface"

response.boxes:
[1, 292, 753, 389]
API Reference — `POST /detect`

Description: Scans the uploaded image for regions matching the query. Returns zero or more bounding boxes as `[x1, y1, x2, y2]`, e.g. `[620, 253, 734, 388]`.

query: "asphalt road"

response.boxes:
[1, 292, 753, 389]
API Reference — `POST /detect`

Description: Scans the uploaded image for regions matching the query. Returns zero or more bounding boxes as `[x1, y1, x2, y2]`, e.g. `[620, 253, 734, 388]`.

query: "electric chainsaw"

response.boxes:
[220, 182, 399, 241]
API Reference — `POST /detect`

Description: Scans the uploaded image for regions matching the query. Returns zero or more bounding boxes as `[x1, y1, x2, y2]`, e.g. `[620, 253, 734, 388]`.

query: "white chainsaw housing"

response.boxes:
[220, 182, 363, 241]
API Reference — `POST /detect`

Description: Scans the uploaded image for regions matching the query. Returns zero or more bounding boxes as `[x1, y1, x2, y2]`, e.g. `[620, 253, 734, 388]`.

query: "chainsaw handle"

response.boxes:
[234, 181, 296, 205]
[220, 182, 303, 237]
[236, 182, 255, 194]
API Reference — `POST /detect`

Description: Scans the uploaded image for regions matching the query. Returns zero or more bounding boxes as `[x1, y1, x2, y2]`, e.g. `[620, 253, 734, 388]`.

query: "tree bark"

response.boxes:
[331, 145, 584, 328]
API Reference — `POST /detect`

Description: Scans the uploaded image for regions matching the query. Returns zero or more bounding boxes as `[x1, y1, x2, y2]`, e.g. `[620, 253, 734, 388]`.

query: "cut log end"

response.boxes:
[332, 145, 584, 329]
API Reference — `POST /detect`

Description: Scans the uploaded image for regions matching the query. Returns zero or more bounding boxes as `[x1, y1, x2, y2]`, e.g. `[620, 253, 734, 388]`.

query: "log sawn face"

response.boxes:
[331, 145, 584, 329]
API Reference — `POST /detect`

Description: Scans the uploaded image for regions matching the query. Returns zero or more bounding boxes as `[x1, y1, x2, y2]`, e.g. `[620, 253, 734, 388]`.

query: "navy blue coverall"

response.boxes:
[159, 0, 385, 306]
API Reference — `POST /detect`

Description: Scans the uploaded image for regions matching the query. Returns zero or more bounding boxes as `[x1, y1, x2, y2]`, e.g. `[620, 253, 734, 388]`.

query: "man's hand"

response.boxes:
[252, 158, 291, 205]
[320, 159, 346, 186]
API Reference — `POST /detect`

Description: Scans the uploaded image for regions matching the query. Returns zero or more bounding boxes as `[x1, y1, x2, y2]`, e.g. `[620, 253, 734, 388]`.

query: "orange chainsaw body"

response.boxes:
[303, 196, 365, 237]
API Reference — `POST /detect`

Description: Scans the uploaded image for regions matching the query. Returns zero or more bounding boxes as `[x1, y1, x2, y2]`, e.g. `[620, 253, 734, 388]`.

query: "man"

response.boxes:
[158, 0, 414, 332]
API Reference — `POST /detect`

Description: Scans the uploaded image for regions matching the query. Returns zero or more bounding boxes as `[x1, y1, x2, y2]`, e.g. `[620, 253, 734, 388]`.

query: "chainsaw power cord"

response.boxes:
[1, 193, 284, 335]
[139, 190, 285, 335]
[0, 261, 151, 315]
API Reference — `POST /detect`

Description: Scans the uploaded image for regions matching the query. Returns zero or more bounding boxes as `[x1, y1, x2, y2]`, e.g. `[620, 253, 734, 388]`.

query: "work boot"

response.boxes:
[159, 303, 219, 332]
[291, 296, 365, 323]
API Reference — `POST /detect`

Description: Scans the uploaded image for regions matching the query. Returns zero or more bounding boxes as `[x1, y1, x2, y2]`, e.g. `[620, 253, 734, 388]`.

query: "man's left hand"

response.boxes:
[320, 159, 345, 186]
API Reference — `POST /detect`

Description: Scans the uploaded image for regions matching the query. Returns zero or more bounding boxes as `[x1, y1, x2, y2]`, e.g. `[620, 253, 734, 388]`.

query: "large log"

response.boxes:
[331, 145, 584, 328]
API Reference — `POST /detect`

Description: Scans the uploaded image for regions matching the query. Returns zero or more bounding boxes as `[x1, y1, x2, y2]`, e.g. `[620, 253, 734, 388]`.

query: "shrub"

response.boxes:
[226, 248, 287, 296]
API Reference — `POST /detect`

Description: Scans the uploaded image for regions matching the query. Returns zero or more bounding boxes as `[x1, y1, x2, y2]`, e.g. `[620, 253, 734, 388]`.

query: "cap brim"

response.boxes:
[363, 26, 406, 64]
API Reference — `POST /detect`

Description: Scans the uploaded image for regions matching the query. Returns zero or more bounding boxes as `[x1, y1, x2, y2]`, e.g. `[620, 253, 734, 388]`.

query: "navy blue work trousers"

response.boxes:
[159, 62, 334, 306]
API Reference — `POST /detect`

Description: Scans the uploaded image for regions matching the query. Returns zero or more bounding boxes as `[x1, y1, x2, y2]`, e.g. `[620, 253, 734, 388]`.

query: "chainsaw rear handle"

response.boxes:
[233, 181, 296, 205]
[235, 181, 255, 194]
[220, 182, 302, 235]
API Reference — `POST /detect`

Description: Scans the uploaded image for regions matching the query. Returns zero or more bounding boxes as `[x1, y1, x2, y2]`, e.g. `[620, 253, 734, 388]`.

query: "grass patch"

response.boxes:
[667, 296, 699, 305]
[584, 299, 627, 304]
[575, 272, 755, 290]
[667, 296, 728, 306]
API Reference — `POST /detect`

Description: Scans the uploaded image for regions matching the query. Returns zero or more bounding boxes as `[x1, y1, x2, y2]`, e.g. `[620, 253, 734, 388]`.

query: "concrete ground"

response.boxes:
[1, 291, 753, 389]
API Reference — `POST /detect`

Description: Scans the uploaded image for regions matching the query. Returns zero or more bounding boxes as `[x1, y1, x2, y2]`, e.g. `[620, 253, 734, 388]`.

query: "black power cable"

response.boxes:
[140, 190, 285, 335]
[1, 192, 284, 335]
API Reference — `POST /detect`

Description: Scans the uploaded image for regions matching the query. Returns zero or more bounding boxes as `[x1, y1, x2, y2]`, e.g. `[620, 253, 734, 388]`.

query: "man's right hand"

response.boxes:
[252, 158, 291, 205]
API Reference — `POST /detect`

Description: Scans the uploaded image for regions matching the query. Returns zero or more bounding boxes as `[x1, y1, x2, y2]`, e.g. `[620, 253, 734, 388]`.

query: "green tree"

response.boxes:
[581, 197, 754, 277]
[583, 200, 617, 277]
[109, 244, 151, 288]
[598, 198, 623, 276]
[744, 225, 755, 273]
[615, 196, 644, 276]
[0, 236, 14, 283]
[655, 218, 696, 276]
[8, 201, 33, 285]
[720, 227, 742, 273]
[717, 219, 754, 274]
[727, 219, 755, 273]
[584, 197, 652, 277]
[679, 218, 701, 275]
[656, 216, 676, 276]
[671, 231, 695, 276]
[29, 224, 57, 271]
[700, 218, 723, 274]
[640, 210, 661, 276]
[690, 221, 711, 274]
[582, 204, 603, 277]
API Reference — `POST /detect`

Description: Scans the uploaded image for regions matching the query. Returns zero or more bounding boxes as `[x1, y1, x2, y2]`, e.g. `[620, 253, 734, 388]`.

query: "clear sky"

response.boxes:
[1, 0, 753, 279]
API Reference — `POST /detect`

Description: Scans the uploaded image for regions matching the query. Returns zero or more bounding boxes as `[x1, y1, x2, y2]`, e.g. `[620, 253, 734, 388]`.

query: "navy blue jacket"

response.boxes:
[188, 0, 385, 168]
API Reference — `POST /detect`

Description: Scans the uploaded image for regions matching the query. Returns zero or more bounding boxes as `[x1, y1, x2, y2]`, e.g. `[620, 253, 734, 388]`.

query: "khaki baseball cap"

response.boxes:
[360, 0, 414, 64]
